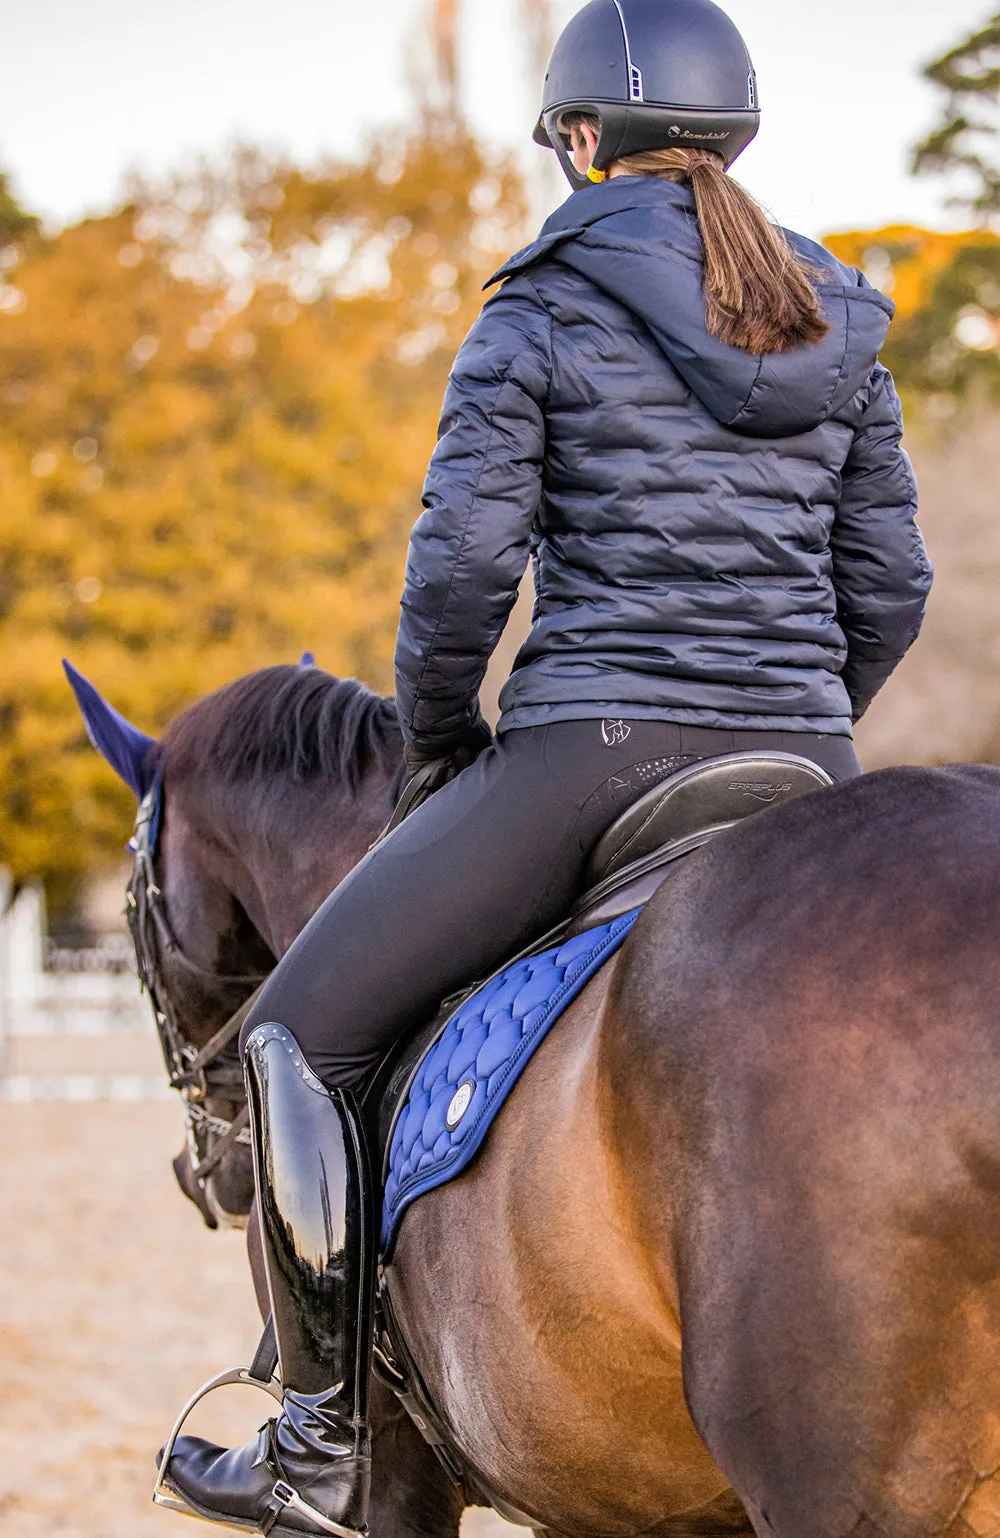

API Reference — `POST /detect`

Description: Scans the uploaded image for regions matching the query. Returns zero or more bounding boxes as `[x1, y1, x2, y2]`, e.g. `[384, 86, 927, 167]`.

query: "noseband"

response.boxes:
[126, 782, 270, 1185]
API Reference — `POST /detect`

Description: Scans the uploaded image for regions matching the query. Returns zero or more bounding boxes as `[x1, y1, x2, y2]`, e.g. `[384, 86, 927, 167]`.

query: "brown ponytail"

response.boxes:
[562, 115, 830, 356]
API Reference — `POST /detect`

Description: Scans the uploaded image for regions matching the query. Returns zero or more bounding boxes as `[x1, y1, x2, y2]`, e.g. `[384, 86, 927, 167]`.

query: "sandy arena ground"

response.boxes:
[0, 1099, 510, 1538]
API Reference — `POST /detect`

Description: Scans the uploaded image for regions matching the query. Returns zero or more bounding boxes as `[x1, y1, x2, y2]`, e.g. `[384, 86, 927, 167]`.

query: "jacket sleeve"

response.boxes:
[394, 280, 552, 754]
[830, 363, 932, 722]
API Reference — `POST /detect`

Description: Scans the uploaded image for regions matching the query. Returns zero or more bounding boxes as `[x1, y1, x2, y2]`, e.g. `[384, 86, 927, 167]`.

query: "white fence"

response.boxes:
[0, 876, 170, 1103]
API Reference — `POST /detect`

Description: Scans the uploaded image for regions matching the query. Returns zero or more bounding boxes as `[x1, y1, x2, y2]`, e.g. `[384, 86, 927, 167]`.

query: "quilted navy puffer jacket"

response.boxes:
[395, 177, 931, 752]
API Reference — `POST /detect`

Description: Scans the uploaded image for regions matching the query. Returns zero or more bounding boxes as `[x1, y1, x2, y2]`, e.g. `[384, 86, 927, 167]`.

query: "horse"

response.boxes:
[72, 659, 1000, 1538]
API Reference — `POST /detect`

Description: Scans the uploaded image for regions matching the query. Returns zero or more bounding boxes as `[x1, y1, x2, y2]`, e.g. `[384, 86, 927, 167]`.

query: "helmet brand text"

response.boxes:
[668, 126, 730, 141]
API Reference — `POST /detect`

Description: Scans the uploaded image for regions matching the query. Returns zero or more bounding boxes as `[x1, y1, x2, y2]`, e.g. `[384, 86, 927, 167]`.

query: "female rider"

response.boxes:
[163, 1, 932, 1533]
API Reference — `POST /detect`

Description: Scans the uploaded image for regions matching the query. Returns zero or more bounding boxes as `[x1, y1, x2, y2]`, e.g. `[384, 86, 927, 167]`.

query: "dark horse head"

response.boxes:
[66, 658, 403, 1228]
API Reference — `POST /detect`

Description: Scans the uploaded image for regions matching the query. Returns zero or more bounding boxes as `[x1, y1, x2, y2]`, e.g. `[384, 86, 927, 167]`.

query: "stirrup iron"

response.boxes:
[154, 1364, 366, 1538]
[153, 1362, 282, 1524]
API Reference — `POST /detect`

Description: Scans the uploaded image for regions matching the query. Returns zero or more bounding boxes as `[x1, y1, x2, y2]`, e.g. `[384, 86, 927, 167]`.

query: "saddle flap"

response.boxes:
[586, 751, 834, 884]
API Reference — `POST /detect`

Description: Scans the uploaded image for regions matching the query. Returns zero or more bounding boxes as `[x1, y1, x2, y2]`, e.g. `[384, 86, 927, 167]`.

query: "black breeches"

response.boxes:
[240, 721, 862, 1090]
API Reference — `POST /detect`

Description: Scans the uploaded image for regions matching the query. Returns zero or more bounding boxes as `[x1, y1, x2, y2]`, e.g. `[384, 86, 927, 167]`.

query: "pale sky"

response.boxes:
[1, 0, 992, 240]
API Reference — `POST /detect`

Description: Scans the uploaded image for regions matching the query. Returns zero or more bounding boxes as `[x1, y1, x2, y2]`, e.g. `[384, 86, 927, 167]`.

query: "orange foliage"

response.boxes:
[0, 130, 528, 909]
[825, 224, 1000, 404]
[825, 225, 1000, 322]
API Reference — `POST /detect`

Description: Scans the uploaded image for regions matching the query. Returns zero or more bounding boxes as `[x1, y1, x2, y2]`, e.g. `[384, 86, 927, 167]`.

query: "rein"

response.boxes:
[126, 783, 270, 1185]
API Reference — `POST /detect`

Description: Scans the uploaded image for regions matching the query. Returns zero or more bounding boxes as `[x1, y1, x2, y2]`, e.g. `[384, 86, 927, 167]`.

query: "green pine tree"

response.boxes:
[913, 13, 1000, 216]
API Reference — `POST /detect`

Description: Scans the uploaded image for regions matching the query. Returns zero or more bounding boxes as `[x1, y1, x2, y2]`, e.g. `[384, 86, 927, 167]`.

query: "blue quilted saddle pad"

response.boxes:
[381, 908, 641, 1255]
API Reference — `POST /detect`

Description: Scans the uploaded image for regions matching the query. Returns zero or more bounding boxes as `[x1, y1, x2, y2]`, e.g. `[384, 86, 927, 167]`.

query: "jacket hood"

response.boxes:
[486, 178, 893, 438]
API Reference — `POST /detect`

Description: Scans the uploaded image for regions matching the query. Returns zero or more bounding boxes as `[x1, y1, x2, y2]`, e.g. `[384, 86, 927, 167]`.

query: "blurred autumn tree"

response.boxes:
[0, 126, 527, 909]
[825, 225, 1000, 407]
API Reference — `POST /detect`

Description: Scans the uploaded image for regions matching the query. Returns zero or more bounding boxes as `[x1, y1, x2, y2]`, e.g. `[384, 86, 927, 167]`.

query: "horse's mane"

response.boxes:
[154, 665, 402, 795]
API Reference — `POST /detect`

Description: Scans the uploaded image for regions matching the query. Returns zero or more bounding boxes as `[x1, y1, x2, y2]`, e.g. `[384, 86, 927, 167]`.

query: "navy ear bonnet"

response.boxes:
[63, 659, 163, 853]
[63, 660, 157, 800]
[64, 652, 317, 853]
[63, 658, 164, 857]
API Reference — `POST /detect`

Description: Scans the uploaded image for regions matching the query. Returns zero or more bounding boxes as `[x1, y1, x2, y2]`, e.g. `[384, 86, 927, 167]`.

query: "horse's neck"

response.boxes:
[224, 766, 399, 958]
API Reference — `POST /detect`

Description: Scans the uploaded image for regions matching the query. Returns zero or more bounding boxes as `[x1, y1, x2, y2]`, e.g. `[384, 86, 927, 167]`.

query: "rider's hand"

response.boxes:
[374, 719, 494, 843]
[404, 718, 493, 779]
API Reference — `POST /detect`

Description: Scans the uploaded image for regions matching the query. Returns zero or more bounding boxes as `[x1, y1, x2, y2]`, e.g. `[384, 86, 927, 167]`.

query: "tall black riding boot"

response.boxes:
[160, 1023, 375, 1538]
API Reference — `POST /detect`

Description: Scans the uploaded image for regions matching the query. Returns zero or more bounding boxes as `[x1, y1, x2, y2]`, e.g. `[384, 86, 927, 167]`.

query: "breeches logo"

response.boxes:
[601, 719, 631, 747]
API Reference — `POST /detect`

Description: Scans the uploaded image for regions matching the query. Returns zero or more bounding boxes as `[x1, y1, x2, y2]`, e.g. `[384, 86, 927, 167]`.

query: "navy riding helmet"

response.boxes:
[534, 0, 760, 189]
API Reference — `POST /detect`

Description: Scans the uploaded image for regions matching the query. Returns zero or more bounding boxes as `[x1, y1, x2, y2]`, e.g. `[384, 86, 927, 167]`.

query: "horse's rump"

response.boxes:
[605, 765, 1000, 1537]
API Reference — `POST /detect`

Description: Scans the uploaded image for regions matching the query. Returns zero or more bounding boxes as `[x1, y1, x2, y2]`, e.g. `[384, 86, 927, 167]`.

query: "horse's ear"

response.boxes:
[299, 651, 316, 667]
[62, 660, 157, 801]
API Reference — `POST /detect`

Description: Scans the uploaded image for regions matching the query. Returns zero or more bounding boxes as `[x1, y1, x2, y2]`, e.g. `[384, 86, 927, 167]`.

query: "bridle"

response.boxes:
[126, 780, 271, 1186]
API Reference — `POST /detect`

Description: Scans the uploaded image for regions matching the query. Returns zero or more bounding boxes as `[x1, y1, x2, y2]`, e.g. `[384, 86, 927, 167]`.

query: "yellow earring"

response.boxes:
[587, 166, 607, 183]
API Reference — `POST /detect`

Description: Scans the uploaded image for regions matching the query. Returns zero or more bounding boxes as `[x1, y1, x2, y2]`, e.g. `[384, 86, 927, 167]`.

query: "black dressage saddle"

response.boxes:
[569, 749, 834, 931]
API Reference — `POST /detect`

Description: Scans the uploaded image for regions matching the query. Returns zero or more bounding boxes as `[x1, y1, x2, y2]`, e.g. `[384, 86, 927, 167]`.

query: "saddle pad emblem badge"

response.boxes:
[601, 719, 631, 747]
[445, 1081, 475, 1129]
